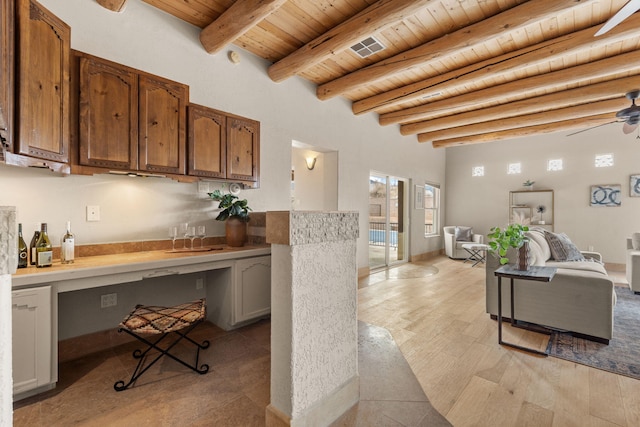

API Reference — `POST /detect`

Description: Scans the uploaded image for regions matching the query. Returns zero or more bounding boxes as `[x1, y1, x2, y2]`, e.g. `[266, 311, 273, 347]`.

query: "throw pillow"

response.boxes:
[454, 226, 472, 241]
[526, 239, 545, 267]
[544, 231, 585, 262]
[526, 228, 551, 262]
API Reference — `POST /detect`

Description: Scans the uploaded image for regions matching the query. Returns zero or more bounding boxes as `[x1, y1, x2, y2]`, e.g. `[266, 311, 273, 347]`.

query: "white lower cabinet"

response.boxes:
[12, 285, 53, 396]
[233, 256, 271, 324]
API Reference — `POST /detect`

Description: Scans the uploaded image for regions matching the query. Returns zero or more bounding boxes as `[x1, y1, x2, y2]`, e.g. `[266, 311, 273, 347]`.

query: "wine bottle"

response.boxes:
[35, 223, 52, 268]
[29, 223, 40, 266]
[61, 221, 75, 264]
[18, 223, 28, 269]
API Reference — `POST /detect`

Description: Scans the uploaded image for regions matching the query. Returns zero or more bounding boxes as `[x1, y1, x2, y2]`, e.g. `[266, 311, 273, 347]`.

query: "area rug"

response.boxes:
[547, 286, 640, 379]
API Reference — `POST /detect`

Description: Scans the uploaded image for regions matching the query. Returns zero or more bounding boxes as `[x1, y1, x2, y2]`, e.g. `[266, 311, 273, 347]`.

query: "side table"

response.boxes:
[461, 243, 489, 267]
[494, 265, 557, 356]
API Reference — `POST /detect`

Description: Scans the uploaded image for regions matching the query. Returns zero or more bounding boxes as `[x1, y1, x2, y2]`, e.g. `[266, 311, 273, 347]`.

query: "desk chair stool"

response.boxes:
[114, 298, 209, 391]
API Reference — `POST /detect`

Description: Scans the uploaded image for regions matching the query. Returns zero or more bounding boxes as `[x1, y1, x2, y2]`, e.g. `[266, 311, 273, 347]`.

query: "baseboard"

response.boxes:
[292, 375, 359, 427]
[358, 266, 370, 278]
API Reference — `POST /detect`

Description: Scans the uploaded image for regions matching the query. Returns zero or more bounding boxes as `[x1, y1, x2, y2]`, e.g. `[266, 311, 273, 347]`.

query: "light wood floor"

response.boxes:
[359, 256, 640, 427]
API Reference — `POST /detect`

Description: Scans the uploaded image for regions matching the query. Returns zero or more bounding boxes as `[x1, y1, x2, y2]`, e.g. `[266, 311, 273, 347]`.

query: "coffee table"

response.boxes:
[461, 243, 489, 266]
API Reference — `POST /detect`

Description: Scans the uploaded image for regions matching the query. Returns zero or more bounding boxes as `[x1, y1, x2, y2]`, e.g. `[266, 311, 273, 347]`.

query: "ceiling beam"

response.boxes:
[96, 0, 127, 12]
[401, 75, 640, 136]
[353, 14, 640, 116]
[379, 50, 640, 126]
[266, 0, 435, 83]
[316, 0, 596, 101]
[417, 98, 628, 143]
[430, 113, 618, 148]
[199, 0, 288, 55]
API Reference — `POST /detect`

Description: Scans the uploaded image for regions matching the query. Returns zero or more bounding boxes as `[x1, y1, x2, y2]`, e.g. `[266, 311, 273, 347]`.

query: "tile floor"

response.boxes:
[13, 317, 448, 426]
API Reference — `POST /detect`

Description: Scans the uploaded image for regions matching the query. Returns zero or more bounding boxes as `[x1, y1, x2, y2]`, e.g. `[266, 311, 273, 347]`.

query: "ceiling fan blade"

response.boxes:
[566, 120, 618, 137]
[623, 122, 639, 134]
[595, 0, 640, 36]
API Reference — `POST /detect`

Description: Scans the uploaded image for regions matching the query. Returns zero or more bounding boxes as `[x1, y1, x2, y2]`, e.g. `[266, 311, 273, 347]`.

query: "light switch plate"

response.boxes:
[87, 205, 100, 221]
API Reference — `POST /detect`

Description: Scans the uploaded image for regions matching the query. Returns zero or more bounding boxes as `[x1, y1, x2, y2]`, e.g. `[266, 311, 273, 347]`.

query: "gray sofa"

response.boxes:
[485, 227, 616, 343]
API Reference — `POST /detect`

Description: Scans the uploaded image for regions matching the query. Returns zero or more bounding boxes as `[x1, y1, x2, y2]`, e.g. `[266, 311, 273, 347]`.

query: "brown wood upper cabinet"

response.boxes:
[188, 104, 259, 183]
[15, 0, 70, 165]
[76, 52, 188, 175]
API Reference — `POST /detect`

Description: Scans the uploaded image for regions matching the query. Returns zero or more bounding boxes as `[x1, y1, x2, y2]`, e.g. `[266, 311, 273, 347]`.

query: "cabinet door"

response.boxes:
[0, 0, 14, 157]
[227, 116, 259, 182]
[234, 256, 271, 323]
[15, 0, 70, 163]
[12, 286, 52, 395]
[187, 104, 226, 178]
[138, 75, 188, 175]
[79, 55, 138, 170]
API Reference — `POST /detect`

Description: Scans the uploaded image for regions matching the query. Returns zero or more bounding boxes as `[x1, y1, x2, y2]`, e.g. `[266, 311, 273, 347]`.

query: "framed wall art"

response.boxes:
[630, 175, 640, 197]
[590, 184, 621, 207]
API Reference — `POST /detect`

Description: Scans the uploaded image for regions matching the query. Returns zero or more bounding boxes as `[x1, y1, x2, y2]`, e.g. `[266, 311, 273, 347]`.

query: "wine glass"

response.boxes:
[186, 226, 196, 250]
[178, 222, 189, 249]
[168, 226, 178, 251]
[196, 225, 206, 248]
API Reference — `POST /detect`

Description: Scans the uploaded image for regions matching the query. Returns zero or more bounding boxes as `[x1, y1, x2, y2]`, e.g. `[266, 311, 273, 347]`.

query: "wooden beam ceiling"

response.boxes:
[353, 13, 640, 116]
[316, 0, 597, 101]
[199, 0, 288, 54]
[267, 0, 436, 82]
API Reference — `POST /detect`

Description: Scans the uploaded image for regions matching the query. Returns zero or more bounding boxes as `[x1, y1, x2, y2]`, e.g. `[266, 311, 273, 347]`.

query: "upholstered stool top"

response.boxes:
[120, 299, 206, 334]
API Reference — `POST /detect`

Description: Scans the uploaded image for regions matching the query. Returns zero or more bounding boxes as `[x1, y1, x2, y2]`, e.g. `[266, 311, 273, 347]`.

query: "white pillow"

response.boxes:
[526, 228, 551, 261]
[526, 239, 545, 266]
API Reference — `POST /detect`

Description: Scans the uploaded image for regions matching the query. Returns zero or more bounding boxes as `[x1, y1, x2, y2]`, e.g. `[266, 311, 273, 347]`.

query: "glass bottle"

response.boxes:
[35, 223, 53, 268]
[18, 223, 28, 269]
[29, 222, 40, 266]
[61, 221, 75, 264]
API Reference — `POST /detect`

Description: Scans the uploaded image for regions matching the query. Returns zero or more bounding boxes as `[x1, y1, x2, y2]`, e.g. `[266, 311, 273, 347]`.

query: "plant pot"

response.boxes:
[518, 241, 529, 271]
[225, 217, 247, 247]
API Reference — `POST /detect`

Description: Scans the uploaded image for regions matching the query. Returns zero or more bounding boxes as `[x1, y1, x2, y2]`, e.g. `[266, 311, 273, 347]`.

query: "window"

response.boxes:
[548, 159, 563, 171]
[595, 154, 613, 167]
[424, 184, 440, 236]
[472, 166, 484, 177]
[507, 163, 521, 174]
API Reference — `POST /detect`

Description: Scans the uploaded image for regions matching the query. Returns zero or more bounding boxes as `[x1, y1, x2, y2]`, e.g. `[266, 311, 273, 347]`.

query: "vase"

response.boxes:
[225, 217, 247, 247]
[517, 241, 529, 271]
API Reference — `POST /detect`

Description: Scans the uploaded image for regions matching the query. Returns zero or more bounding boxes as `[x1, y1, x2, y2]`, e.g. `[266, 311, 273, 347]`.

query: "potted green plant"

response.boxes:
[208, 189, 252, 247]
[522, 180, 535, 191]
[487, 223, 530, 269]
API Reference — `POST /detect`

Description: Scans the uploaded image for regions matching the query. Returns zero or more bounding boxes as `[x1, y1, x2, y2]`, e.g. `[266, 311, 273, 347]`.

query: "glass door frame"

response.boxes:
[368, 171, 409, 270]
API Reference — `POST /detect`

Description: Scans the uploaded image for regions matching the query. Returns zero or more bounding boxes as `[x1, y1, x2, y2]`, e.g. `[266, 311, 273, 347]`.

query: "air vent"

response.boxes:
[350, 36, 385, 58]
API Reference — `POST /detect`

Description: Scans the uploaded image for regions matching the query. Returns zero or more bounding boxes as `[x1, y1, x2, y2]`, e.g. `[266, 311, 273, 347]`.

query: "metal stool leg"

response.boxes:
[114, 321, 210, 392]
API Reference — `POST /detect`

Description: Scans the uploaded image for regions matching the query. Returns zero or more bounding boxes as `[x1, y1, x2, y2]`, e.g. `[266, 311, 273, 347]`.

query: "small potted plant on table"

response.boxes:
[487, 223, 530, 270]
[208, 189, 252, 247]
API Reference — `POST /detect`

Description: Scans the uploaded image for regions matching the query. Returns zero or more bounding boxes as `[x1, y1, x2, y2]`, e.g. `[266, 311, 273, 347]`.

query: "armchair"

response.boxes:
[443, 226, 484, 259]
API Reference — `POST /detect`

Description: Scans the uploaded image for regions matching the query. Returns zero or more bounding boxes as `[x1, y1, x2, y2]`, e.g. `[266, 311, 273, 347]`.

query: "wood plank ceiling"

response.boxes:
[105, 0, 640, 148]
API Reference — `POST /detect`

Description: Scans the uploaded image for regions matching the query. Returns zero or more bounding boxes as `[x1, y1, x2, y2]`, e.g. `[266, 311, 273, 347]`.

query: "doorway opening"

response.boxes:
[368, 172, 409, 269]
[291, 140, 338, 211]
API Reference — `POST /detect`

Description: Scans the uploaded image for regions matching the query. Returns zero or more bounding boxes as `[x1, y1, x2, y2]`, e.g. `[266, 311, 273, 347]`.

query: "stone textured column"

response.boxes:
[0, 206, 16, 426]
[266, 211, 359, 426]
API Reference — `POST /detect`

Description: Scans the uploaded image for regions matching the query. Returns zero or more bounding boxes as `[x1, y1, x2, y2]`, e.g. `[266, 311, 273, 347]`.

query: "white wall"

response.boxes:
[0, 0, 446, 271]
[445, 126, 640, 264]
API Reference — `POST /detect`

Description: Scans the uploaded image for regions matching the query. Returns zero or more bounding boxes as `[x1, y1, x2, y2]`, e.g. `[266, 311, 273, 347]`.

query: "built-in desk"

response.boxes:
[11, 245, 271, 400]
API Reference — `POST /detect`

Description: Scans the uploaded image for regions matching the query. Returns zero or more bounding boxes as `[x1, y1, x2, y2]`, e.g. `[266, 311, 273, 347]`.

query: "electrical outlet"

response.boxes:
[87, 205, 101, 221]
[196, 278, 204, 290]
[101, 293, 117, 308]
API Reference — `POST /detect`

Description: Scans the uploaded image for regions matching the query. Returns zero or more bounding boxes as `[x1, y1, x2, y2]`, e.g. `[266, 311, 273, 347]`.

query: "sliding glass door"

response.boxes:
[368, 172, 408, 269]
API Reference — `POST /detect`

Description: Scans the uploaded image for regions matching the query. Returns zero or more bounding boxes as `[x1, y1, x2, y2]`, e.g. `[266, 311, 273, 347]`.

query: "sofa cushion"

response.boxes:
[544, 231, 585, 262]
[527, 239, 546, 266]
[526, 228, 551, 261]
[455, 226, 472, 241]
[546, 259, 608, 275]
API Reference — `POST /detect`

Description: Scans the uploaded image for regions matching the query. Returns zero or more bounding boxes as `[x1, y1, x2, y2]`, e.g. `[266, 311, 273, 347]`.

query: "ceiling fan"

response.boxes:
[566, 90, 640, 137]
[595, 0, 640, 36]
[618, 90, 640, 134]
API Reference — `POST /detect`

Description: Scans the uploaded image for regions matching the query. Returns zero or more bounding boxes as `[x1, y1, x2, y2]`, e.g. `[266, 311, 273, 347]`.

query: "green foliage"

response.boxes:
[487, 224, 529, 265]
[208, 189, 252, 222]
